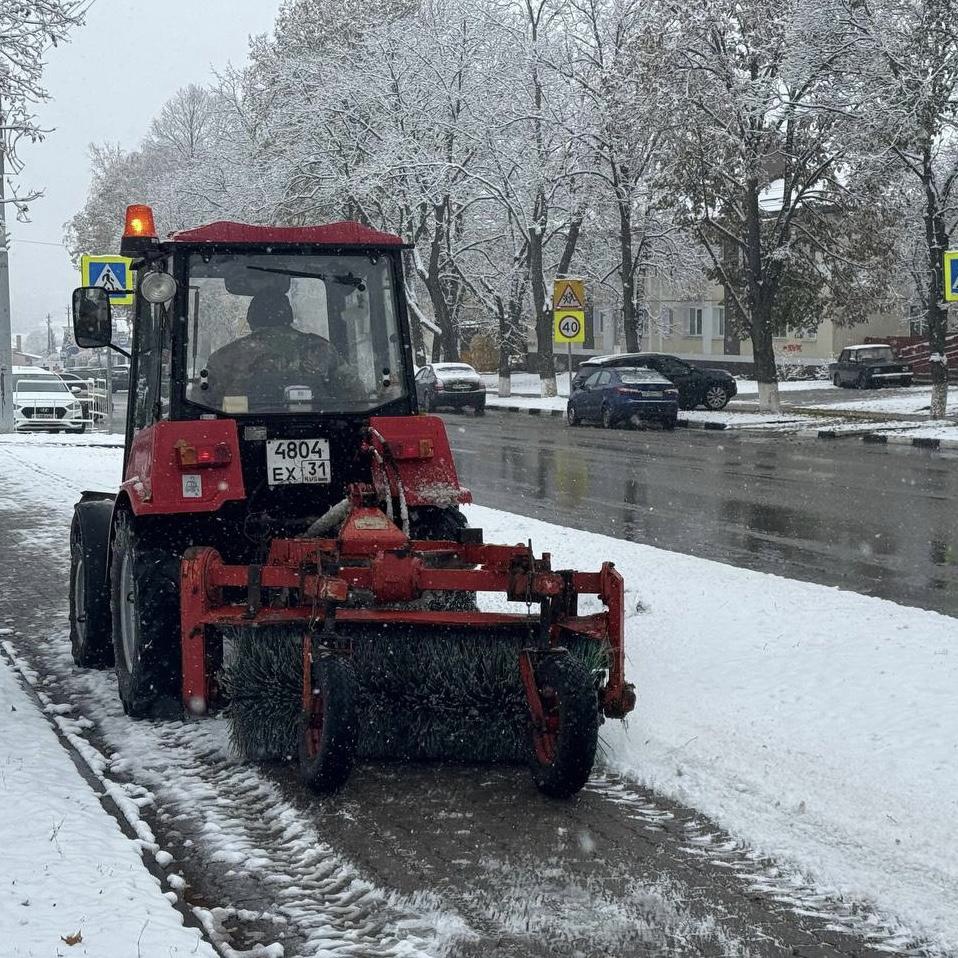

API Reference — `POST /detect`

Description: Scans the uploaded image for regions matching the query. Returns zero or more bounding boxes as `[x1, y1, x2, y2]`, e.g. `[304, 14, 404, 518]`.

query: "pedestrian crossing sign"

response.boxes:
[81, 254, 134, 306]
[944, 251, 958, 303]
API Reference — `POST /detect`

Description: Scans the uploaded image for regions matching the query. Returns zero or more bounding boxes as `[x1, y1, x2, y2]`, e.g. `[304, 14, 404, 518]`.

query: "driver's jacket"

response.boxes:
[203, 326, 364, 410]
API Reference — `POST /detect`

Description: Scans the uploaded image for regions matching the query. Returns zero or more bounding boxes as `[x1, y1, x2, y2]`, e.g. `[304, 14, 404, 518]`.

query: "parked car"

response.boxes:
[572, 353, 737, 410]
[830, 345, 913, 389]
[58, 371, 107, 422]
[415, 362, 486, 414]
[65, 363, 129, 392]
[11, 366, 85, 433]
[567, 366, 679, 429]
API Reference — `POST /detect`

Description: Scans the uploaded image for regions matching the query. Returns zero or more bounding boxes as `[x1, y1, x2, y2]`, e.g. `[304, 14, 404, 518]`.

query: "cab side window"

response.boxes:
[133, 298, 173, 431]
[584, 372, 602, 388]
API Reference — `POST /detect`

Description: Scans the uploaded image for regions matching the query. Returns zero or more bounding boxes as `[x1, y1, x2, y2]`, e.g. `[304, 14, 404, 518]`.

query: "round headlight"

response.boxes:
[140, 270, 177, 304]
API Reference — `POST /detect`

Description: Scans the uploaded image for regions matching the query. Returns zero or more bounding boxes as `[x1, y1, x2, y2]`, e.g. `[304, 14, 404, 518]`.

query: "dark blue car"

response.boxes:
[567, 366, 679, 429]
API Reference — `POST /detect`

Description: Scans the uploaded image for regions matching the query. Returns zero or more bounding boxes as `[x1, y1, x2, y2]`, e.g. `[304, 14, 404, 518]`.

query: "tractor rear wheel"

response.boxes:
[110, 511, 182, 717]
[528, 652, 599, 798]
[298, 654, 358, 793]
[69, 516, 113, 668]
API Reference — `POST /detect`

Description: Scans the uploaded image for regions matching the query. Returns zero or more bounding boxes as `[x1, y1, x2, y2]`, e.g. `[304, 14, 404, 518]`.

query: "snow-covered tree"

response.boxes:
[847, 0, 958, 417]
[0, 0, 85, 217]
[658, 0, 894, 412]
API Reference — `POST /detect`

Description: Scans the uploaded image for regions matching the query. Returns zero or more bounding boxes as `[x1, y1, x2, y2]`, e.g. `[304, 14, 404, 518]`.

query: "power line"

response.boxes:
[11, 238, 68, 248]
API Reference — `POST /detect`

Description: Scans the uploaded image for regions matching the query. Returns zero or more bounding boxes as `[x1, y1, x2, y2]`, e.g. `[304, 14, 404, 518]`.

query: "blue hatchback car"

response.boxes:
[567, 366, 679, 429]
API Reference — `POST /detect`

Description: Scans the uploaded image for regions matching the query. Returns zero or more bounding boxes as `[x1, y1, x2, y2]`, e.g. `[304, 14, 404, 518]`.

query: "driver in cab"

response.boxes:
[203, 291, 364, 411]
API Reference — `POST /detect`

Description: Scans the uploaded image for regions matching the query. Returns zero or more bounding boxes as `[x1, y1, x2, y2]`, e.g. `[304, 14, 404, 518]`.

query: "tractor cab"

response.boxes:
[73, 206, 434, 546]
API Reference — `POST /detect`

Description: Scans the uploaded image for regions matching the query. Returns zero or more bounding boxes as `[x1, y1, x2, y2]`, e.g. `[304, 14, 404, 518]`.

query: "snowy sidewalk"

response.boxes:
[0, 642, 216, 958]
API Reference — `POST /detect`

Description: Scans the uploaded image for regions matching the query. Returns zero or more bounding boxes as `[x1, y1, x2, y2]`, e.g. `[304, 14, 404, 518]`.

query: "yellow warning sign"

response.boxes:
[554, 309, 585, 344]
[553, 278, 585, 311]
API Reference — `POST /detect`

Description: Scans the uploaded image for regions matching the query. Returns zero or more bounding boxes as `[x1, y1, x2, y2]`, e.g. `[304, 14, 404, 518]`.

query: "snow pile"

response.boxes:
[467, 504, 958, 952]
[0, 650, 216, 958]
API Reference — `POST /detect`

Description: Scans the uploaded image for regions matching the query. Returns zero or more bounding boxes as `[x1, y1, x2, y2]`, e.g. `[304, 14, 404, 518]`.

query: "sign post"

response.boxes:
[553, 279, 586, 395]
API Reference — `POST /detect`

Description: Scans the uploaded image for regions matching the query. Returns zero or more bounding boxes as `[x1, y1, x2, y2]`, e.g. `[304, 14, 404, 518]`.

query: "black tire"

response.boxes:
[474, 403, 486, 416]
[704, 384, 730, 410]
[567, 403, 580, 427]
[68, 423, 87, 434]
[298, 654, 358, 793]
[833, 373, 842, 388]
[528, 652, 599, 798]
[601, 404, 615, 429]
[663, 416, 677, 431]
[857, 370, 869, 389]
[110, 511, 182, 717]
[69, 515, 114, 668]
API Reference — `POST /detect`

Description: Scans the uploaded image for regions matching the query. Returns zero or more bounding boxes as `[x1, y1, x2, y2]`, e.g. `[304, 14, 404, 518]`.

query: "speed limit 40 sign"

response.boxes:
[554, 309, 585, 344]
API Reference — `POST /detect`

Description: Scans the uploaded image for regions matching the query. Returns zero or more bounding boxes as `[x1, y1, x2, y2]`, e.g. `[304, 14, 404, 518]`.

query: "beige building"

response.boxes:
[590, 277, 919, 373]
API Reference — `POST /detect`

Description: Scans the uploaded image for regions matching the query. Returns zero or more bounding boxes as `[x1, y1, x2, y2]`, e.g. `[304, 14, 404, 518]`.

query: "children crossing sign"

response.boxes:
[81, 254, 134, 306]
[553, 279, 585, 311]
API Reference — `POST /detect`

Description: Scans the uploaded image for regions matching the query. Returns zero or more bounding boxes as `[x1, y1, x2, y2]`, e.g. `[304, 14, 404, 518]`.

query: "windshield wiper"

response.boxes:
[246, 265, 366, 291]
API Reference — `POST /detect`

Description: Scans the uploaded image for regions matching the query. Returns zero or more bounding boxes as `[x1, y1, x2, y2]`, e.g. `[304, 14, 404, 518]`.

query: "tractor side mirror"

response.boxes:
[72, 286, 113, 349]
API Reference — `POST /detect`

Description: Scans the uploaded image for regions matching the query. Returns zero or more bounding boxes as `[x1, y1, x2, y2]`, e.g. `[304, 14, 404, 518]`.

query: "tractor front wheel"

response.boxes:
[298, 654, 358, 793]
[110, 512, 182, 717]
[528, 652, 599, 798]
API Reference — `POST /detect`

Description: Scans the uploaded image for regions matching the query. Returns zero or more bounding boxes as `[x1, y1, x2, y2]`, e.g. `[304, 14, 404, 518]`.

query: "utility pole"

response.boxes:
[0, 100, 14, 433]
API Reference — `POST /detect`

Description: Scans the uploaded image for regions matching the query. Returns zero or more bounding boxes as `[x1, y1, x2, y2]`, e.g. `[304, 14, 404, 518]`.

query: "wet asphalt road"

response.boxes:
[443, 412, 958, 618]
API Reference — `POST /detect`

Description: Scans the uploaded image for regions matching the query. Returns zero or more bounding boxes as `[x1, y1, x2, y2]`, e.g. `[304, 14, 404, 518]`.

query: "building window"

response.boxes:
[716, 307, 726, 338]
[688, 307, 703, 336]
[659, 306, 673, 336]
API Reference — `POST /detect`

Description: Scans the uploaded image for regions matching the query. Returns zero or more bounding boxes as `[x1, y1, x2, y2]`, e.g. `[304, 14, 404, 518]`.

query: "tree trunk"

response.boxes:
[529, 222, 556, 397]
[496, 298, 512, 397]
[619, 203, 639, 352]
[923, 162, 950, 419]
[751, 301, 781, 413]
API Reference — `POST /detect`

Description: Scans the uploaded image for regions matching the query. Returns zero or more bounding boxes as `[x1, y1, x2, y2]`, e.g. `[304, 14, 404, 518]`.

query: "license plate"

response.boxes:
[640, 390, 663, 398]
[266, 438, 331, 485]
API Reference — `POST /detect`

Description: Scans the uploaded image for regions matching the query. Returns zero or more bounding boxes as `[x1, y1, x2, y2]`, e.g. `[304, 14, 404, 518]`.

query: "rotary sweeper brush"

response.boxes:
[66, 206, 636, 797]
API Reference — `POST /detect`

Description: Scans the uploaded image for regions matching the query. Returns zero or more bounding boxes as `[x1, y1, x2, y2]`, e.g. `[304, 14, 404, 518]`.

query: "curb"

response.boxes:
[677, 419, 727, 431]
[860, 433, 958, 450]
[487, 404, 564, 418]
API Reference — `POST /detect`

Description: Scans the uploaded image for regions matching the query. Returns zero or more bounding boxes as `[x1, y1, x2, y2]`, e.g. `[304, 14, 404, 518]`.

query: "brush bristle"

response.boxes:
[221, 622, 610, 764]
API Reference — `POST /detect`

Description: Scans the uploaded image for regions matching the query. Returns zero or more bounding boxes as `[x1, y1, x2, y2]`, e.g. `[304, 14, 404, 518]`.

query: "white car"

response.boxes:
[11, 366, 86, 433]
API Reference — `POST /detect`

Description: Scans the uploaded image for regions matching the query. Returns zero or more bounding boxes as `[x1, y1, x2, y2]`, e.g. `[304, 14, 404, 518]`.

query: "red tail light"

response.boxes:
[613, 386, 642, 395]
[175, 440, 232, 468]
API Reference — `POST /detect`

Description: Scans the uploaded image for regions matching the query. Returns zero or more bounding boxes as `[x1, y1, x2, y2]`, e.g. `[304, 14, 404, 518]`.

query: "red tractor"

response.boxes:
[69, 205, 635, 797]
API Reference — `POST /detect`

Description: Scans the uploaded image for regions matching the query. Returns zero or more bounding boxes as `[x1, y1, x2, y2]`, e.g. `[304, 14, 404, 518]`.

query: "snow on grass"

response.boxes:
[465, 504, 958, 953]
[680, 410, 832, 430]
[824, 386, 947, 416]
[0, 651, 216, 958]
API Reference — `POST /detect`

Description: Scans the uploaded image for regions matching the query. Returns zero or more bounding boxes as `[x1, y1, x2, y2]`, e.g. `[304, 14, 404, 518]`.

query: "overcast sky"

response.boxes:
[8, 0, 281, 335]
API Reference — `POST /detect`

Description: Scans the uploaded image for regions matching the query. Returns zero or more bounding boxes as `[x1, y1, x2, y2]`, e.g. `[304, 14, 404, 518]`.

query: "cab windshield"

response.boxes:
[185, 252, 407, 414]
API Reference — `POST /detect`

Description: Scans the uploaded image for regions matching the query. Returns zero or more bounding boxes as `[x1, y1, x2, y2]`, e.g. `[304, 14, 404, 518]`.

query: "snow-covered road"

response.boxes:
[0, 435, 953, 956]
